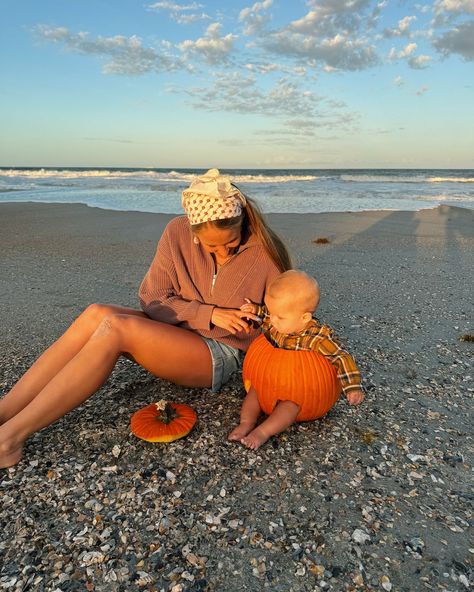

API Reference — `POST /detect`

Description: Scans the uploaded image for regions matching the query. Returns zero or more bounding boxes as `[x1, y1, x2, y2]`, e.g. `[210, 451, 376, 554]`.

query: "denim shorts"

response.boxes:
[202, 337, 243, 392]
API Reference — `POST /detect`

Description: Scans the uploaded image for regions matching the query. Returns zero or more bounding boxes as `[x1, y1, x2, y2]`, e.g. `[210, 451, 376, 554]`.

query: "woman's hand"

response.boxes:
[211, 307, 260, 335]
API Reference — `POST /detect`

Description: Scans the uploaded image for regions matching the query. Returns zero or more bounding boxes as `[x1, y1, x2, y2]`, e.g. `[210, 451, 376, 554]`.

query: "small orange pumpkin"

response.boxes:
[131, 400, 197, 442]
[242, 334, 342, 421]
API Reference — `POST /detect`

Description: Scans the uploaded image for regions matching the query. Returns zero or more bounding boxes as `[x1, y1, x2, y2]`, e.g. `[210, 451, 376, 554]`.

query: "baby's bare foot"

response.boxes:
[241, 427, 270, 450]
[228, 421, 256, 441]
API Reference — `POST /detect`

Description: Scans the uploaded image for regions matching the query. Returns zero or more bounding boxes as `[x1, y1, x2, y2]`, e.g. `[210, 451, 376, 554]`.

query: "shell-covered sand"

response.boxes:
[1, 203, 472, 592]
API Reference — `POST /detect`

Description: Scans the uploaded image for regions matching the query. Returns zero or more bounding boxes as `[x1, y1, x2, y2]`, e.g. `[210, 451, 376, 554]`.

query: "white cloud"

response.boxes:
[384, 15, 417, 37]
[388, 43, 431, 67]
[368, 1, 388, 27]
[433, 20, 474, 59]
[146, 2, 209, 25]
[288, 0, 373, 38]
[183, 74, 316, 118]
[255, 0, 381, 71]
[239, 0, 272, 21]
[408, 54, 432, 68]
[432, 0, 474, 25]
[179, 73, 358, 134]
[147, 1, 203, 11]
[83, 137, 134, 144]
[262, 31, 378, 71]
[239, 0, 273, 36]
[393, 75, 404, 86]
[435, 0, 474, 14]
[416, 85, 430, 95]
[399, 42, 418, 57]
[244, 62, 280, 73]
[173, 13, 211, 24]
[292, 66, 306, 75]
[178, 22, 237, 64]
[35, 25, 185, 74]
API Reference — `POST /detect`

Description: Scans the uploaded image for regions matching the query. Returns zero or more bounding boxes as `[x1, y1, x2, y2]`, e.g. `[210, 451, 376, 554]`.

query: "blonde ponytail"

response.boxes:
[242, 195, 292, 273]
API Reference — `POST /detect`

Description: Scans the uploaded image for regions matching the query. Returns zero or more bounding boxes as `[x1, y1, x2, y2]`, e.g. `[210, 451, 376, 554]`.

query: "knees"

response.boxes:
[78, 303, 123, 334]
[83, 303, 116, 325]
[91, 316, 115, 339]
[76, 304, 126, 343]
[91, 313, 141, 351]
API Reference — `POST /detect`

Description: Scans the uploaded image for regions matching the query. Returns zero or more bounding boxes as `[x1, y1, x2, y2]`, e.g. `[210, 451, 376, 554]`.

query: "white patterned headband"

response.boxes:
[182, 168, 246, 225]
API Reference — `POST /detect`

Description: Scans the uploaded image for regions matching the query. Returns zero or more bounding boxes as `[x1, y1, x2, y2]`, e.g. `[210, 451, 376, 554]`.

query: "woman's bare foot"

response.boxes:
[0, 444, 23, 469]
[241, 426, 270, 450]
[228, 420, 256, 441]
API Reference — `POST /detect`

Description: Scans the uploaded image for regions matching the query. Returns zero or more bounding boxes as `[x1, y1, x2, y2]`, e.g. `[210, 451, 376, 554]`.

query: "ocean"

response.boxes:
[0, 167, 473, 215]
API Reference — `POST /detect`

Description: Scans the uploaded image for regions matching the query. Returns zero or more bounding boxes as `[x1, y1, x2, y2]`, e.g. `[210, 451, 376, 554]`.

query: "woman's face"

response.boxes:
[195, 224, 242, 265]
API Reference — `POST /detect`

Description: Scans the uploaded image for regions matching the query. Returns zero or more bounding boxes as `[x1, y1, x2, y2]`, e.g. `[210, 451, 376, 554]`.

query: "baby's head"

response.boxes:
[265, 270, 320, 334]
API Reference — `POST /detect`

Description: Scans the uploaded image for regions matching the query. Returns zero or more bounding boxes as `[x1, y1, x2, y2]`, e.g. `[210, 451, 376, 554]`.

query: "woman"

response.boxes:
[0, 169, 291, 468]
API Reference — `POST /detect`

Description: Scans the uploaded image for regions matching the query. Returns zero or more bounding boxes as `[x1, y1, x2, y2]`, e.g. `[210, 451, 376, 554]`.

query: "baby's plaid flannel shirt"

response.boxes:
[255, 305, 362, 397]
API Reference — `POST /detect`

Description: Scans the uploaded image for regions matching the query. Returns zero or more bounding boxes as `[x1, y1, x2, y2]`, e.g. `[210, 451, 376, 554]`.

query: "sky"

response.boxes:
[0, 0, 473, 169]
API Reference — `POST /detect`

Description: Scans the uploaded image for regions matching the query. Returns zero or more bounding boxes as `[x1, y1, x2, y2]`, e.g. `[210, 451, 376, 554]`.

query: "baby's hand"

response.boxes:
[240, 298, 259, 316]
[346, 389, 365, 405]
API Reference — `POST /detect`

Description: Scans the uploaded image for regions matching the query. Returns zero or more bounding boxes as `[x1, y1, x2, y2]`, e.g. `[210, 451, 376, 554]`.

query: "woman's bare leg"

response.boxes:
[228, 386, 261, 441]
[0, 304, 145, 424]
[0, 313, 212, 468]
[241, 400, 300, 450]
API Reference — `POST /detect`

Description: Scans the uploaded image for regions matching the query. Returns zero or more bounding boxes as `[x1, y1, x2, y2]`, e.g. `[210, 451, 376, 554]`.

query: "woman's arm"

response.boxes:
[139, 225, 215, 331]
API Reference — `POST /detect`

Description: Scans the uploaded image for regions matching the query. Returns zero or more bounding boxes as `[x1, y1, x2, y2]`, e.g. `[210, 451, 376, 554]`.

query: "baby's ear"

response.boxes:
[302, 311, 312, 323]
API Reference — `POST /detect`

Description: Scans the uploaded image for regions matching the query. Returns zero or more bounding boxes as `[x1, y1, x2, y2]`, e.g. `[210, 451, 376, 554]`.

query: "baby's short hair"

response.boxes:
[268, 270, 320, 312]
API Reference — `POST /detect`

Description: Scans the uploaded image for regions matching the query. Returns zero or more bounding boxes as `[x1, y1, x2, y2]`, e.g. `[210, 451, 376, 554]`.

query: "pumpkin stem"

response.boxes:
[155, 400, 178, 424]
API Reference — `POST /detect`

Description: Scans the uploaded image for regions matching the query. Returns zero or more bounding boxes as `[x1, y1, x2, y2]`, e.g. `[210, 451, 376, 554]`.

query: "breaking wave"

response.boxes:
[0, 168, 317, 183]
[341, 174, 474, 184]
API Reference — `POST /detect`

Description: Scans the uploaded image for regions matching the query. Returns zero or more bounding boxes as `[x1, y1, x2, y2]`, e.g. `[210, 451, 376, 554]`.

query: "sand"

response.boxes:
[0, 202, 473, 591]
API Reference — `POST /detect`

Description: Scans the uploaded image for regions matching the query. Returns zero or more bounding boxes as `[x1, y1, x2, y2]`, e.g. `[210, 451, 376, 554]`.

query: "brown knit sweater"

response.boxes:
[139, 216, 281, 351]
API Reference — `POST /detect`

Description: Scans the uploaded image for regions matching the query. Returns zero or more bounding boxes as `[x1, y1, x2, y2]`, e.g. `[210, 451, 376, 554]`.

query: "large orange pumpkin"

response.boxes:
[131, 400, 197, 442]
[242, 334, 342, 421]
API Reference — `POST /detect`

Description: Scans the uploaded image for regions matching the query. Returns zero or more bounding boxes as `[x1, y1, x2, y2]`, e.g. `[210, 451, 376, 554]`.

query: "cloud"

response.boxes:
[434, 0, 474, 14]
[244, 62, 280, 73]
[83, 137, 134, 144]
[388, 42, 431, 68]
[262, 31, 378, 71]
[393, 75, 404, 86]
[433, 20, 474, 59]
[180, 73, 358, 134]
[178, 22, 237, 64]
[184, 74, 319, 118]
[432, 0, 474, 25]
[146, 1, 210, 24]
[35, 25, 185, 74]
[399, 42, 418, 57]
[367, 1, 388, 28]
[239, 0, 273, 36]
[408, 54, 432, 68]
[384, 15, 417, 37]
[172, 12, 211, 24]
[286, 0, 375, 39]
[146, 1, 203, 11]
[255, 0, 380, 71]
[416, 85, 430, 95]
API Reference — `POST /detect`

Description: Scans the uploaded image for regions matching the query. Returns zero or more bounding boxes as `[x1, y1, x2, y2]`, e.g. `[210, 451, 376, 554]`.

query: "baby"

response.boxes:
[228, 270, 364, 450]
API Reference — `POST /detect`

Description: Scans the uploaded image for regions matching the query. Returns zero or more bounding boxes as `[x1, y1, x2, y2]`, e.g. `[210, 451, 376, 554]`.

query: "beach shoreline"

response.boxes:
[2, 196, 474, 217]
[0, 202, 473, 591]
[2, 167, 473, 216]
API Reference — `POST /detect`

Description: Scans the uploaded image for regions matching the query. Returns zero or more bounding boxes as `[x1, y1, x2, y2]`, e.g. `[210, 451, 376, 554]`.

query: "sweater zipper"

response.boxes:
[210, 257, 233, 295]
